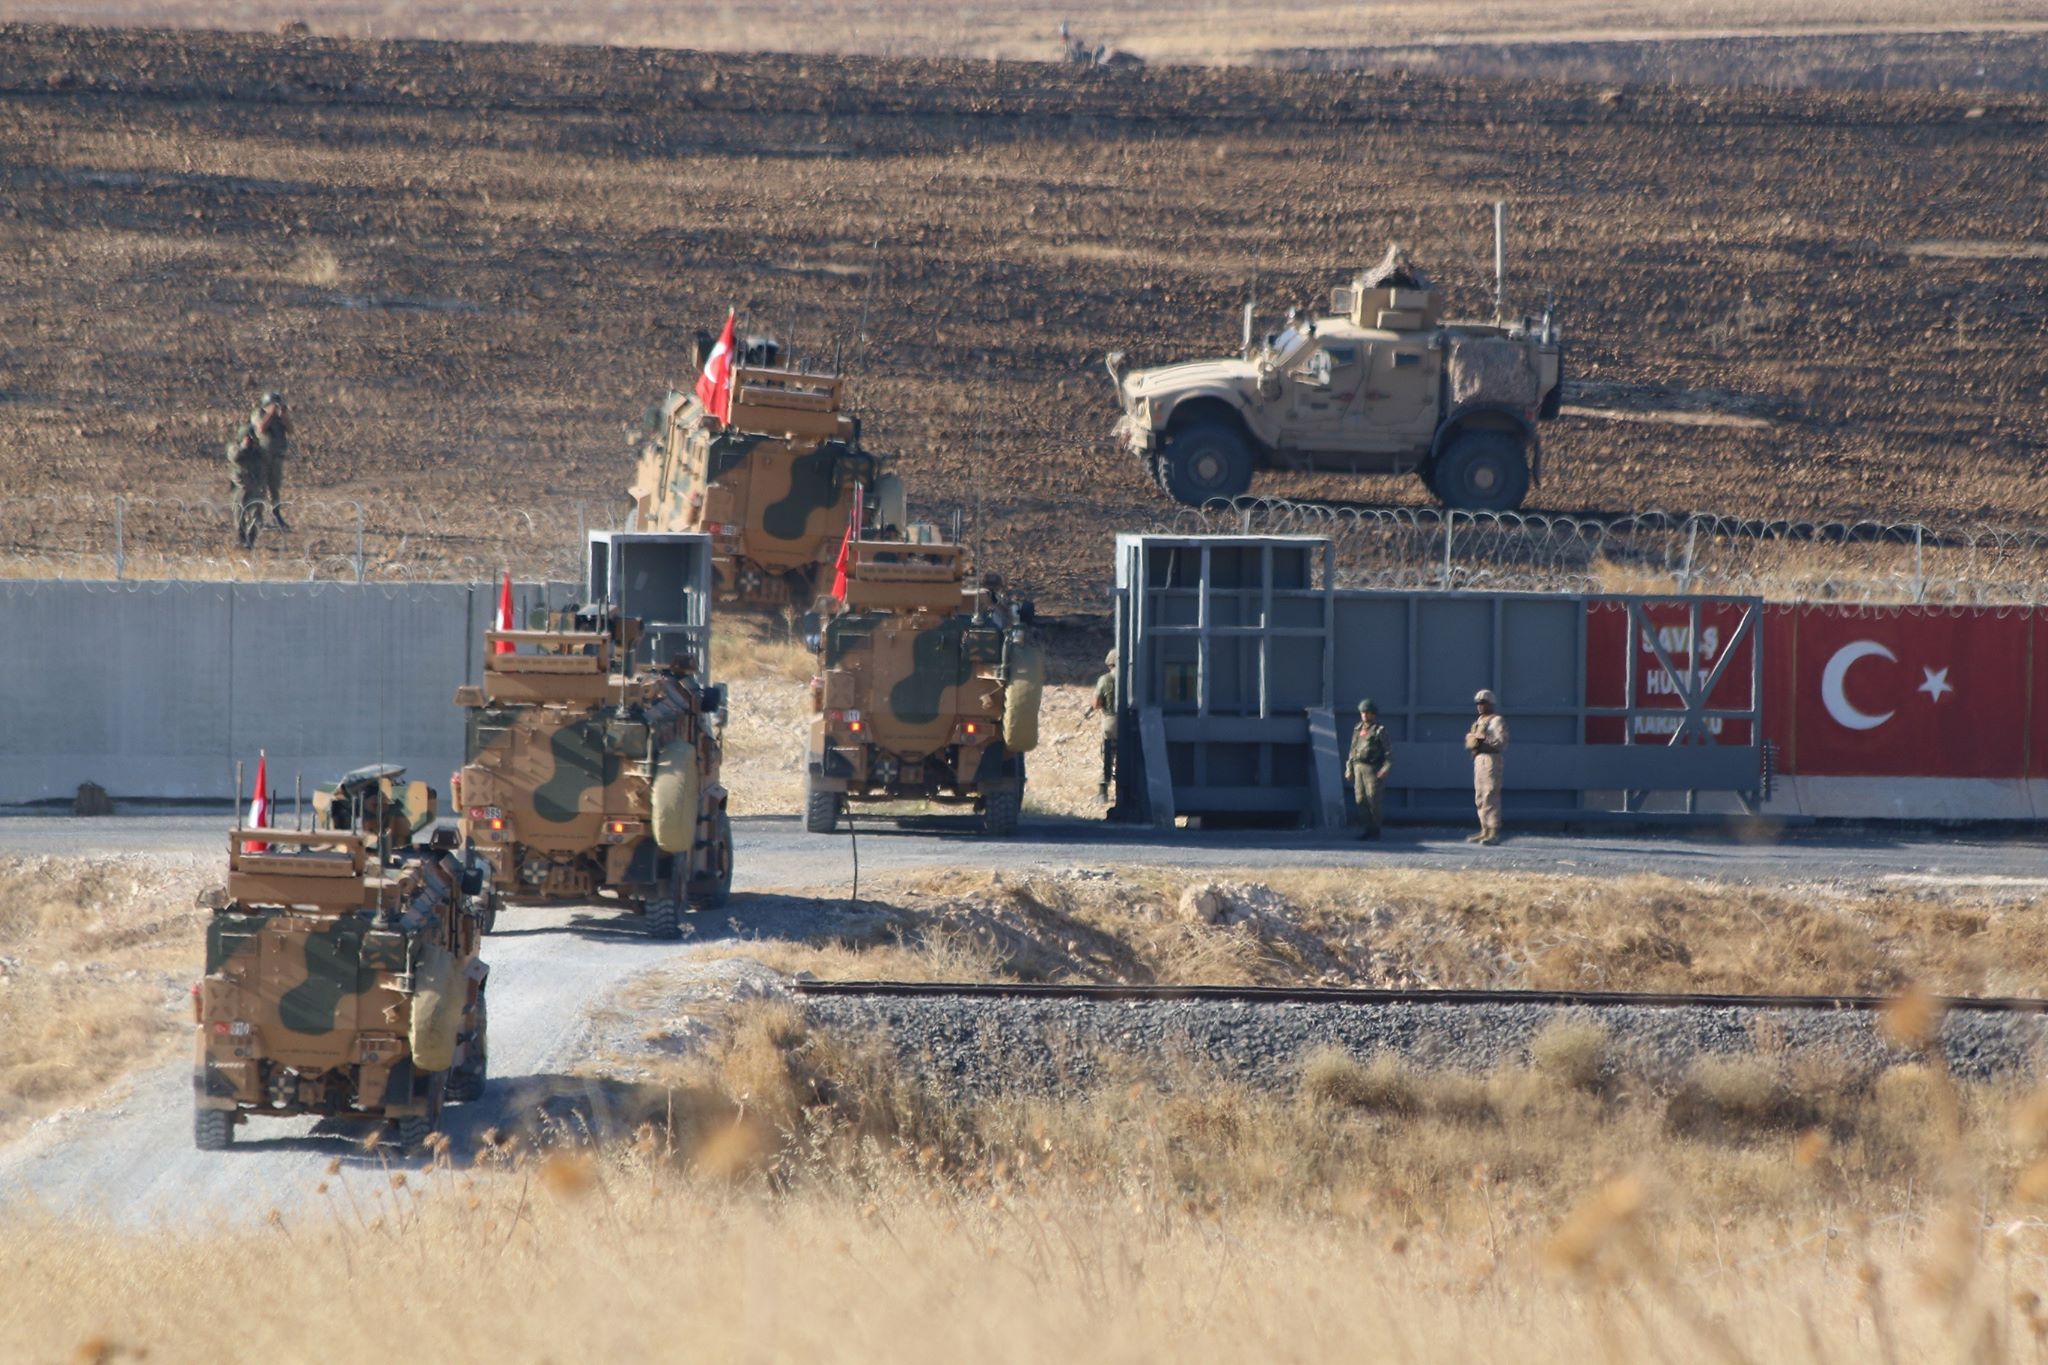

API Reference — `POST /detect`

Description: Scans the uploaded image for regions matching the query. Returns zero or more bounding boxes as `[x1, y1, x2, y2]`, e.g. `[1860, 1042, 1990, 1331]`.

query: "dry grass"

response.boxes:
[0, 856, 208, 1136]
[724, 865, 2048, 997]
[12, 998, 2048, 1359]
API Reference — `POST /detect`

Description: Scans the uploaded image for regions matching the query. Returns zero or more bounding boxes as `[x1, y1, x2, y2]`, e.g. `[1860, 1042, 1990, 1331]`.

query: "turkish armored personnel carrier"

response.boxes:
[1107, 244, 1564, 512]
[453, 604, 732, 939]
[805, 538, 1043, 837]
[192, 776, 488, 1152]
[629, 335, 905, 609]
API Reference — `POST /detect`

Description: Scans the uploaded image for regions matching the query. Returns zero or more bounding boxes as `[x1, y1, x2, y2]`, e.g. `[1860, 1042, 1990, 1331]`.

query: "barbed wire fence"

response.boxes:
[0, 495, 626, 584]
[1160, 500, 2048, 609]
[9, 493, 2048, 608]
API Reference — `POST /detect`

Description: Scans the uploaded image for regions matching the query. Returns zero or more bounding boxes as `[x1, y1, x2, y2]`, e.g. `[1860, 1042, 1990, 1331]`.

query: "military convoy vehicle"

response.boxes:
[629, 336, 906, 610]
[193, 774, 489, 1152]
[453, 603, 732, 940]
[806, 537, 1043, 837]
[1106, 244, 1564, 512]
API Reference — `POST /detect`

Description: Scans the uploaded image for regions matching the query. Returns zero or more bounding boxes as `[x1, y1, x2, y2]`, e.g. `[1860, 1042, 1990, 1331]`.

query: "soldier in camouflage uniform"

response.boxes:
[250, 392, 291, 530]
[1343, 698, 1392, 840]
[226, 423, 267, 548]
[1093, 649, 1117, 803]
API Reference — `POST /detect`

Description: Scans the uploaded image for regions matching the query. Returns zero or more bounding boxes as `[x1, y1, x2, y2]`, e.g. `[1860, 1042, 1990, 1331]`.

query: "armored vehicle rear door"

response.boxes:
[1278, 341, 1365, 451]
[258, 918, 364, 1067]
[1349, 338, 1440, 454]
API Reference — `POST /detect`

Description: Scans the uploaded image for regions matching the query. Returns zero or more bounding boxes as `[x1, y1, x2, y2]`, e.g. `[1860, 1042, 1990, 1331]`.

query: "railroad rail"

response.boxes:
[794, 979, 2048, 1015]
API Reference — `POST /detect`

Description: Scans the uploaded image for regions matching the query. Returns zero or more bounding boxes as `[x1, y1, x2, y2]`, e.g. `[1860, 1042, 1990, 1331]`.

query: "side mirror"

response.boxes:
[700, 683, 727, 716]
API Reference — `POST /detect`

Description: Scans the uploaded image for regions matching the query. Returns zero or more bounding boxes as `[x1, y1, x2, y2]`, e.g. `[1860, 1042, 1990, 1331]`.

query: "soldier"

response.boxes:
[1464, 689, 1509, 845]
[225, 423, 267, 548]
[1093, 649, 1118, 803]
[1343, 699, 1391, 841]
[249, 391, 291, 530]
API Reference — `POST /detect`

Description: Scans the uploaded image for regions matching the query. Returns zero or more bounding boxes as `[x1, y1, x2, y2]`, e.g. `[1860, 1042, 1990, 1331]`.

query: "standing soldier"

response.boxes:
[1343, 699, 1392, 841]
[226, 422, 267, 548]
[250, 391, 291, 530]
[1465, 689, 1509, 844]
[1092, 649, 1118, 803]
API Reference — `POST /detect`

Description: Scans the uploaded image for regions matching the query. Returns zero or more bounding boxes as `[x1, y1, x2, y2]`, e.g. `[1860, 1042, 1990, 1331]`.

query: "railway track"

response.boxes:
[794, 979, 2048, 1014]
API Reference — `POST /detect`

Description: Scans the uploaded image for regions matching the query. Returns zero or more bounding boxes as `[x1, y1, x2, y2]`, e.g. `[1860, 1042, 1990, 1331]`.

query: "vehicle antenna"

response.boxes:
[233, 759, 244, 833]
[1493, 199, 1508, 324]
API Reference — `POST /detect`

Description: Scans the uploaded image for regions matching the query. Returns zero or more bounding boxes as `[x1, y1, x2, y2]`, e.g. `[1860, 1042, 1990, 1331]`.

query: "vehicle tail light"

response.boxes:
[608, 821, 627, 834]
[489, 818, 506, 831]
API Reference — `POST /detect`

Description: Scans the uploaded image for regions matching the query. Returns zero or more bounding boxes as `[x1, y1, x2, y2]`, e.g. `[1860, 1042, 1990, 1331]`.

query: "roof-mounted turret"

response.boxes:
[1334, 243, 1442, 332]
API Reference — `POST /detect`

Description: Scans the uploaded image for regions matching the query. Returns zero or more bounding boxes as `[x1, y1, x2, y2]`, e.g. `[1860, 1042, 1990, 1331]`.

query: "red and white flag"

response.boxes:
[830, 481, 866, 602]
[694, 309, 737, 424]
[494, 570, 515, 655]
[242, 751, 270, 853]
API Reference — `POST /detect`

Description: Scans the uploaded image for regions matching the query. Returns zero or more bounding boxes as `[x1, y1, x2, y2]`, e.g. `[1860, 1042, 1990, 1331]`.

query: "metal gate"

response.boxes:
[1113, 535, 1765, 827]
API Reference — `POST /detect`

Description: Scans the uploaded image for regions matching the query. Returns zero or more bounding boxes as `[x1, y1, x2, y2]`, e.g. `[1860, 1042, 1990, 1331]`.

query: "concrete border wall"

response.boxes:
[0, 579, 574, 804]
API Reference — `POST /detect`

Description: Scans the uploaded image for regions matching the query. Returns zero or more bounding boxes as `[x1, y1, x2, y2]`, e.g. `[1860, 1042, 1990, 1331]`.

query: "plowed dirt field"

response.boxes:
[2, 24, 2042, 606]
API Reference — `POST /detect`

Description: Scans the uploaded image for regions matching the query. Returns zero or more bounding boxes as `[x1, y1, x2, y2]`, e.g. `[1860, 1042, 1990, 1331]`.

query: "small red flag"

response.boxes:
[831, 482, 865, 602]
[694, 310, 737, 424]
[242, 751, 270, 853]
[494, 570, 515, 655]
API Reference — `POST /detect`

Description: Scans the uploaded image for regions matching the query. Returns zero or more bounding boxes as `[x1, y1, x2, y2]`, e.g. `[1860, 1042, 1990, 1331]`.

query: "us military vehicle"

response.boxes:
[192, 774, 488, 1152]
[806, 537, 1043, 837]
[453, 603, 732, 939]
[1106, 241, 1564, 512]
[629, 334, 906, 609]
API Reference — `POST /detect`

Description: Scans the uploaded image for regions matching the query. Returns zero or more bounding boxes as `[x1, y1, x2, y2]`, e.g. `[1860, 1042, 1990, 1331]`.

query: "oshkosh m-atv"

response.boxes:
[1107, 244, 1563, 512]
[629, 333, 905, 610]
[453, 605, 732, 940]
[193, 773, 489, 1152]
[806, 539, 1044, 837]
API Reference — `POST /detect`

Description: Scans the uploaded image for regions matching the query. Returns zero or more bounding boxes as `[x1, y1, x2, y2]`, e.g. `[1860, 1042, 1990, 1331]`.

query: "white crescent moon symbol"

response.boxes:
[1821, 640, 1896, 731]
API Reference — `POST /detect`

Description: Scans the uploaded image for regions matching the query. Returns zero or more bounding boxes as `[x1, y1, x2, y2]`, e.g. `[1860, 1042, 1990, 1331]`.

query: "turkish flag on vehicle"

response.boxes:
[494, 570, 515, 655]
[242, 751, 270, 853]
[695, 309, 737, 423]
[1774, 606, 2031, 778]
[830, 482, 866, 602]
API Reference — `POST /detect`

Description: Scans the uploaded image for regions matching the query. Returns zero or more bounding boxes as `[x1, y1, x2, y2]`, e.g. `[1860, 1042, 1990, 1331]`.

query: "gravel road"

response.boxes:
[802, 994, 2048, 1097]
[1, 810, 2040, 1225]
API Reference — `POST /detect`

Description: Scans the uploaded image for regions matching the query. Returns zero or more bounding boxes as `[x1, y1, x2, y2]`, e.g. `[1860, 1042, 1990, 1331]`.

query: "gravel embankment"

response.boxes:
[801, 996, 2048, 1094]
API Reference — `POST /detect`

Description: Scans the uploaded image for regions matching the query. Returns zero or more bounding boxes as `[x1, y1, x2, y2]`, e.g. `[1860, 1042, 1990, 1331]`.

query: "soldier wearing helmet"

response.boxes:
[1343, 698, 1392, 841]
[1464, 689, 1509, 844]
[249, 391, 292, 531]
[1092, 649, 1118, 804]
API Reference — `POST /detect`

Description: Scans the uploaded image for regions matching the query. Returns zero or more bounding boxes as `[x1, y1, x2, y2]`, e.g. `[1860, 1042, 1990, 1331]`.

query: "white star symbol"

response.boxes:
[1918, 666, 1954, 702]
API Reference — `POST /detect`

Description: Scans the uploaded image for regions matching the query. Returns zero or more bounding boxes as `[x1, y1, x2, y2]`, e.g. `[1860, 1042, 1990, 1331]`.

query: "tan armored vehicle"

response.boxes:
[629, 335, 905, 609]
[806, 538, 1043, 837]
[1107, 245, 1563, 512]
[192, 773, 488, 1152]
[454, 604, 732, 939]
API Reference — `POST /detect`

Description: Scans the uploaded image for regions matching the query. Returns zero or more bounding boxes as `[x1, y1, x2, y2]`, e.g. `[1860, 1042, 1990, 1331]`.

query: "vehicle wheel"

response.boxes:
[194, 1107, 235, 1152]
[804, 775, 841, 834]
[394, 1075, 445, 1153]
[691, 812, 734, 910]
[1160, 421, 1255, 507]
[1432, 430, 1530, 513]
[982, 787, 1023, 838]
[644, 897, 682, 940]
[446, 989, 488, 1103]
[477, 890, 499, 936]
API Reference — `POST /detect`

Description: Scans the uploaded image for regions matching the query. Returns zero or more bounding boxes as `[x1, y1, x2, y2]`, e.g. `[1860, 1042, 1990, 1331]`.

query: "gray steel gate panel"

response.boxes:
[1113, 535, 1764, 825]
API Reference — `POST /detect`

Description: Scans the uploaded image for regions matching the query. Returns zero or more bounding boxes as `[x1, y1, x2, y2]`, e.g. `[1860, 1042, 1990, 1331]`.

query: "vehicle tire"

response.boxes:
[1431, 430, 1531, 513]
[394, 1075, 445, 1154]
[476, 889, 498, 936]
[804, 775, 841, 834]
[691, 812, 734, 910]
[644, 897, 682, 941]
[982, 787, 1023, 838]
[194, 1107, 235, 1152]
[1160, 421, 1255, 507]
[446, 989, 488, 1103]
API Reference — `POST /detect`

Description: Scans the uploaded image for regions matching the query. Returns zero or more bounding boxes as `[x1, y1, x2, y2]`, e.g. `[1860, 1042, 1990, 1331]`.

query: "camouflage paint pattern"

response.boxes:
[628, 364, 892, 607]
[194, 830, 485, 1122]
[808, 541, 1028, 805]
[454, 622, 729, 907]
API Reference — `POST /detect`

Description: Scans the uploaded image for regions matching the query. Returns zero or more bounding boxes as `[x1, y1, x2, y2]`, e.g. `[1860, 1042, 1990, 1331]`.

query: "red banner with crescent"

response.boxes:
[1764, 607, 2037, 779]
